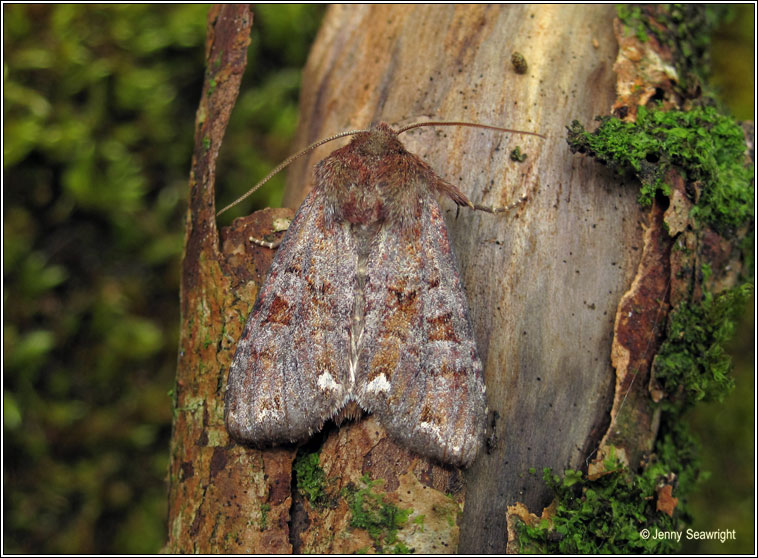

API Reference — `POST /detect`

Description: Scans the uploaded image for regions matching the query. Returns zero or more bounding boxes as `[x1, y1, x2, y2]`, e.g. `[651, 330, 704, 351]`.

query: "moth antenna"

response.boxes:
[216, 128, 371, 217]
[397, 120, 546, 140]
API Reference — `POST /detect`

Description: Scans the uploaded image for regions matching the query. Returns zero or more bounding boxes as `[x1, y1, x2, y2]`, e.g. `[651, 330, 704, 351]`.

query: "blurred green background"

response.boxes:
[2, 4, 753, 554]
[3, 5, 324, 553]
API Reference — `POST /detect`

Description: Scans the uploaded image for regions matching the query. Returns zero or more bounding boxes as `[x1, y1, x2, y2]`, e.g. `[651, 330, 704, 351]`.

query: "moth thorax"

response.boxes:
[334, 181, 388, 225]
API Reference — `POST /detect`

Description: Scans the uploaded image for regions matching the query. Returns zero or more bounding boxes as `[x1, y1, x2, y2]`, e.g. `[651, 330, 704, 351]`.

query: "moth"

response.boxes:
[222, 121, 542, 467]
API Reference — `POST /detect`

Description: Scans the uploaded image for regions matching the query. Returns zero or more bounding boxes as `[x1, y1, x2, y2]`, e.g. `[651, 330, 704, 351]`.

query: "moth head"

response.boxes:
[352, 122, 405, 157]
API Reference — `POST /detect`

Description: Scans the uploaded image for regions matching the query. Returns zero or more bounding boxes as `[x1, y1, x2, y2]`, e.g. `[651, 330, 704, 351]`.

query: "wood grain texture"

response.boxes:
[283, 5, 645, 552]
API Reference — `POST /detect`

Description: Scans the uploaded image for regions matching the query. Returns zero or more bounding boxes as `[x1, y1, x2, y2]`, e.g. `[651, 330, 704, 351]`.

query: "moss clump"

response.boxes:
[567, 106, 753, 234]
[294, 457, 413, 552]
[293, 451, 328, 507]
[342, 474, 412, 553]
[653, 283, 753, 405]
[509, 146, 528, 162]
[519, 425, 701, 553]
[616, 5, 730, 97]
[616, 5, 650, 43]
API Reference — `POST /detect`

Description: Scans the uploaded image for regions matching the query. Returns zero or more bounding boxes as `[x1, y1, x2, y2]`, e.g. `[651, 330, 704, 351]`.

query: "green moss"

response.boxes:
[259, 503, 270, 530]
[615, 5, 730, 97]
[616, 5, 646, 40]
[342, 474, 412, 553]
[567, 106, 753, 234]
[509, 146, 528, 162]
[519, 424, 701, 553]
[293, 450, 328, 507]
[392, 541, 413, 554]
[653, 283, 753, 405]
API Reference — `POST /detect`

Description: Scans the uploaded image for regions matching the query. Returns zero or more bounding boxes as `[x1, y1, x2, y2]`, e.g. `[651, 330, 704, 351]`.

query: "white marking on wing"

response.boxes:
[317, 371, 342, 393]
[365, 373, 391, 393]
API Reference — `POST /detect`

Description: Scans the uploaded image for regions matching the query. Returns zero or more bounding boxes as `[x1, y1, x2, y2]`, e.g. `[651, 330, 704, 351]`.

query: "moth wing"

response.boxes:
[356, 197, 487, 467]
[225, 189, 355, 445]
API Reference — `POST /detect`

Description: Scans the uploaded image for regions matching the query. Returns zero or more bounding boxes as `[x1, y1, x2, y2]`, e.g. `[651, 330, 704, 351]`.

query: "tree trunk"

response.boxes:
[167, 4, 750, 554]
[286, 5, 635, 553]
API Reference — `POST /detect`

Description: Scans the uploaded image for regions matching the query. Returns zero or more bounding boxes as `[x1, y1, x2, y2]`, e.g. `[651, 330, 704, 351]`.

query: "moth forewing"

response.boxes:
[225, 121, 543, 467]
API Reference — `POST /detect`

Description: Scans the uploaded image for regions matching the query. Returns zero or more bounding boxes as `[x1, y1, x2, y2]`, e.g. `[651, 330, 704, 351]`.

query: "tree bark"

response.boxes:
[285, 5, 638, 553]
[167, 6, 296, 553]
[168, 4, 748, 554]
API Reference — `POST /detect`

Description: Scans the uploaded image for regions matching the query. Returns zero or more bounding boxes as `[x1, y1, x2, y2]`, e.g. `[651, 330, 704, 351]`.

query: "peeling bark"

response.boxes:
[599, 197, 673, 470]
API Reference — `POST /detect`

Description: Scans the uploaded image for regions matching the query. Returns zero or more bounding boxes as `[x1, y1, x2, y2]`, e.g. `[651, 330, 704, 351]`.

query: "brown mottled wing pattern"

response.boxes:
[225, 189, 356, 445]
[355, 196, 487, 467]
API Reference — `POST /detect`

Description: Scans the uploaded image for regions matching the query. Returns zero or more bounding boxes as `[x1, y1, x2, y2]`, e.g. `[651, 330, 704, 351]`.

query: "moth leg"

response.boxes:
[248, 235, 283, 249]
[248, 216, 292, 249]
[472, 192, 529, 213]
